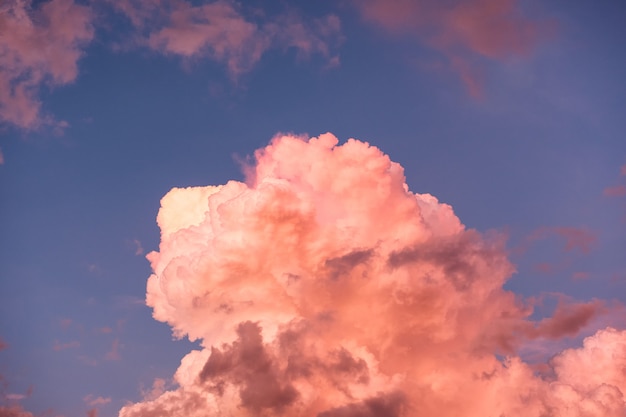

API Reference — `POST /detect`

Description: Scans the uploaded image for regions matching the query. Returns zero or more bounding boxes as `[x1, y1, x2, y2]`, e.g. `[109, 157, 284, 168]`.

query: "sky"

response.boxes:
[0, 0, 625, 416]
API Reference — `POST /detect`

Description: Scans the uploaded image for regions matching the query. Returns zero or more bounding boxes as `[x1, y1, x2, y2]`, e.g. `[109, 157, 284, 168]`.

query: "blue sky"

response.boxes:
[1, 1, 625, 416]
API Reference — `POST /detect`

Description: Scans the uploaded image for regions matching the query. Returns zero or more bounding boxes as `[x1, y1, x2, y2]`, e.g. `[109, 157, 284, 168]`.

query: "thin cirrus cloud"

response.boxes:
[119, 133, 625, 417]
[0, 0, 93, 130]
[108, 0, 342, 77]
[352, 0, 554, 97]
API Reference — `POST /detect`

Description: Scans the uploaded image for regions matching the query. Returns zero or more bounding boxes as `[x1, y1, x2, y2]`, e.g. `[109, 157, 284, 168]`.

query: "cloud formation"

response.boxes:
[109, 0, 342, 77]
[1, 0, 340, 132]
[352, 0, 553, 97]
[120, 133, 625, 417]
[0, 0, 93, 129]
[604, 164, 626, 197]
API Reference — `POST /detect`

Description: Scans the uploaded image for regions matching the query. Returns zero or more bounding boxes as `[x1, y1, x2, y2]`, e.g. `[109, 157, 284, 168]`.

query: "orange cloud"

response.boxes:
[119, 133, 626, 417]
[353, 0, 554, 97]
[0, 0, 93, 130]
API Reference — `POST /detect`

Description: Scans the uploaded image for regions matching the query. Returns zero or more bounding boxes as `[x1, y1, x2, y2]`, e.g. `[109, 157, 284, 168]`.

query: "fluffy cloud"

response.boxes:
[120, 133, 625, 417]
[109, 0, 342, 77]
[352, 0, 553, 97]
[0, 0, 93, 129]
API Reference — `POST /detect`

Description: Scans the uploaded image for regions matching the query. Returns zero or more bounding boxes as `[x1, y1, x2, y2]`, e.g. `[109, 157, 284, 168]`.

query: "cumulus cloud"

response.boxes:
[0, 0, 94, 130]
[120, 133, 625, 417]
[108, 0, 342, 77]
[352, 0, 554, 97]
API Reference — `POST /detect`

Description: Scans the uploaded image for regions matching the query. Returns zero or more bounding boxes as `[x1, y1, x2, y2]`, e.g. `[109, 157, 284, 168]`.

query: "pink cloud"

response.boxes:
[532, 261, 556, 274]
[572, 271, 590, 281]
[140, 378, 168, 401]
[603, 163, 626, 197]
[105, 338, 121, 361]
[0, 372, 35, 416]
[96, 326, 113, 334]
[59, 318, 73, 331]
[0, 406, 34, 417]
[0, 148, 4, 165]
[83, 395, 111, 407]
[604, 184, 626, 197]
[0, 0, 94, 130]
[0, 337, 7, 351]
[531, 300, 605, 339]
[527, 226, 597, 255]
[132, 239, 144, 256]
[353, 0, 554, 96]
[119, 133, 626, 417]
[109, 0, 342, 78]
[52, 340, 80, 351]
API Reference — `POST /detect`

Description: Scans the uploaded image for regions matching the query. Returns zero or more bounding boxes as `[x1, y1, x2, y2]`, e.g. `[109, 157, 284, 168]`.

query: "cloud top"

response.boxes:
[121, 133, 625, 417]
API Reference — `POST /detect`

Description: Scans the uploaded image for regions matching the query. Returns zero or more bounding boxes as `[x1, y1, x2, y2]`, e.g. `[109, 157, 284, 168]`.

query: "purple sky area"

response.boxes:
[1, 1, 625, 416]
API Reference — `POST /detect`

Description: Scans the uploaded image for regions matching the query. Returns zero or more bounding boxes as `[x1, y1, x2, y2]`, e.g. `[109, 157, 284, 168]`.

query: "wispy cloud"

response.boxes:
[108, 0, 342, 78]
[104, 338, 121, 361]
[352, 0, 554, 97]
[52, 339, 80, 351]
[604, 185, 626, 197]
[604, 164, 626, 197]
[83, 394, 111, 407]
[526, 226, 597, 255]
[0, 0, 94, 130]
[132, 239, 144, 256]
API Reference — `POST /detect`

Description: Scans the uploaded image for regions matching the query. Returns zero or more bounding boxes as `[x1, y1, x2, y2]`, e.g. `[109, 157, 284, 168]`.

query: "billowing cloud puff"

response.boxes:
[120, 133, 625, 417]
[109, 0, 342, 77]
[0, 0, 93, 129]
